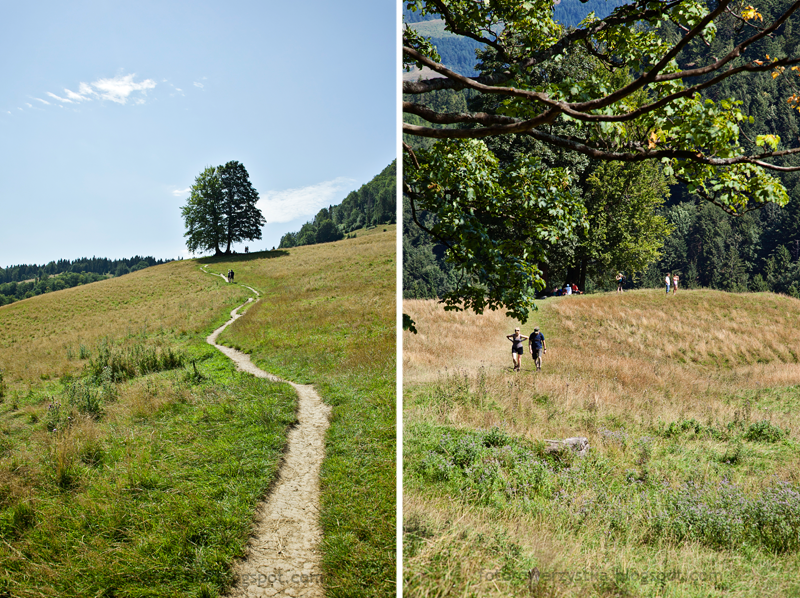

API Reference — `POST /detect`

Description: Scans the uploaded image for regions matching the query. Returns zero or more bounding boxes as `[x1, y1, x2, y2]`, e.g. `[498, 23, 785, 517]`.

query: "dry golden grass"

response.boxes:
[404, 290, 800, 444]
[404, 289, 800, 597]
[0, 260, 249, 388]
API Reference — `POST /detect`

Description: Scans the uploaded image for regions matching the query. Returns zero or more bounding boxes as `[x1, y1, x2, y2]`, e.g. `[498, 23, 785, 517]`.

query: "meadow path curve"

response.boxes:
[203, 267, 331, 597]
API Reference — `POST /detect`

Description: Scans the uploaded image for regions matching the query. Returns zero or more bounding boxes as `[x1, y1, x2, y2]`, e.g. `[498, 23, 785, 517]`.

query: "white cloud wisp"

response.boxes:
[258, 178, 357, 223]
[56, 74, 156, 105]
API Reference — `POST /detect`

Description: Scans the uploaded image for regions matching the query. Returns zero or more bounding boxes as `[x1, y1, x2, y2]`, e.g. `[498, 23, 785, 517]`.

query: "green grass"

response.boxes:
[404, 292, 800, 597]
[205, 227, 396, 597]
[0, 339, 297, 597]
[0, 258, 304, 596]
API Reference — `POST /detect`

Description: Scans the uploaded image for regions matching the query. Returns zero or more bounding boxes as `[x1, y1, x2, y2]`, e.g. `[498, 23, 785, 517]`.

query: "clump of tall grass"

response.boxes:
[87, 340, 184, 382]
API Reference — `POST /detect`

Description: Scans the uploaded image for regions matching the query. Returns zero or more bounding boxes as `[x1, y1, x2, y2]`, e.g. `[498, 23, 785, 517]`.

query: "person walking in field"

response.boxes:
[672, 273, 679, 294]
[528, 326, 547, 371]
[665, 273, 671, 295]
[616, 272, 624, 293]
[507, 327, 528, 372]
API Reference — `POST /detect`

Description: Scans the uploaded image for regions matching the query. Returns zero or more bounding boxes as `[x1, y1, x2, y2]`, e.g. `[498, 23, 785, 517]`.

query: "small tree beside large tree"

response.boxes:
[181, 161, 265, 256]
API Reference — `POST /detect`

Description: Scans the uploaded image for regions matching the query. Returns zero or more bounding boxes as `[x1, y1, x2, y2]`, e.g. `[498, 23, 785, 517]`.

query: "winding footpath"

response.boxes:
[203, 267, 331, 597]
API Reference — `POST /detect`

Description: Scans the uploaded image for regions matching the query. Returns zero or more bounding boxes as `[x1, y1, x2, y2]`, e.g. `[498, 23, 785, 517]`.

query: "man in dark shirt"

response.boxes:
[528, 327, 547, 371]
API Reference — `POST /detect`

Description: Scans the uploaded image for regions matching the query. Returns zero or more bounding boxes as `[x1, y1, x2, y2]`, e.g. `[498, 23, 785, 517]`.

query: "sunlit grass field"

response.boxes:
[404, 290, 800, 597]
[0, 225, 395, 597]
[200, 224, 396, 598]
[0, 258, 299, 597]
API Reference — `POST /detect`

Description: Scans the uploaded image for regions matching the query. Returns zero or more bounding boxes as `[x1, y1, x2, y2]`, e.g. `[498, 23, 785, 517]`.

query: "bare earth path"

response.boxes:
[203, 268, 331, 597]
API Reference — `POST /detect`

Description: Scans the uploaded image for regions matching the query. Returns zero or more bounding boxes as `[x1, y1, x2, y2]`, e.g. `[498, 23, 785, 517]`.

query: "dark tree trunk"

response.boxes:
[565, 265, 580, 287]
[579, 257, 587, 291]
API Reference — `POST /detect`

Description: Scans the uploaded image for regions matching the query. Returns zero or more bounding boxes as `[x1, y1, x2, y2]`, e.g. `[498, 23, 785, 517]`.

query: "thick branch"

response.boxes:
[654, 0, 800, 83]
[404, 101, 520, 126]
[403, 0, 684, 94]
[524, 129, 800, 171]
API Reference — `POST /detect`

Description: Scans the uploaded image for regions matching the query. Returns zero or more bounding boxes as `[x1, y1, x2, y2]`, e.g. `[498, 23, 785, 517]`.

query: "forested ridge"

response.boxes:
[403, 0, 800, 299]
[279, 161, 395, 248]
[0, 256, 170, 306]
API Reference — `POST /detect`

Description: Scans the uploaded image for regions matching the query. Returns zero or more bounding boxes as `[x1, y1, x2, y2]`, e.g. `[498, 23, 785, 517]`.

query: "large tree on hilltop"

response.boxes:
[403, 0, 800, 323]
[181, 162, 265, 256]
[218, 161, 265, 255]
[182, 166, 226, 256]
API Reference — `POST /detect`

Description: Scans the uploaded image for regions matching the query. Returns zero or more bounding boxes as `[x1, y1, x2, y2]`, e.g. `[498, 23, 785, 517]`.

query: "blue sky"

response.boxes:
[0, 0, 396, 266]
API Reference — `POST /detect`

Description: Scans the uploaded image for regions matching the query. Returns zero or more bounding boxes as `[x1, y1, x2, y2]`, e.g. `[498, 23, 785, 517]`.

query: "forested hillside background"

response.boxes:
[403, 0, 628, 76]
[403, 0, 800, 299]
[0, 256, 170, 306]
[279, 161, 395, 248]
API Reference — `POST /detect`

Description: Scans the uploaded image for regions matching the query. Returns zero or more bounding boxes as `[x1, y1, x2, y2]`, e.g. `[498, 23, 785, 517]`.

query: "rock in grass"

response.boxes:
[544, 436, 590, 457]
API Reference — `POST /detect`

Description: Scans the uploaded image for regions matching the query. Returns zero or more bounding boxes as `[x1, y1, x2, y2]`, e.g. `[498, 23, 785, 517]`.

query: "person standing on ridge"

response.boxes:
[665, 273, 671, 295]
[672, 273, 679, 294]
[506, 327, 528, 372]
[528, 327, 547, 372]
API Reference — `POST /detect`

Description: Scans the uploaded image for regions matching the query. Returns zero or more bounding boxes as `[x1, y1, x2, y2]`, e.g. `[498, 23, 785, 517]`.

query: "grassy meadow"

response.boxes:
[404, 290, 800, 597]
[199, 224, 396, 598]
[0, 258, 300, 597]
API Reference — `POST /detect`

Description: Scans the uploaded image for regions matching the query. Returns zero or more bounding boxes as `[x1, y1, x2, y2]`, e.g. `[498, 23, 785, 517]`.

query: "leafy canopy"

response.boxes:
[403, 0, 800, 321]
[181, 162, 264, 256]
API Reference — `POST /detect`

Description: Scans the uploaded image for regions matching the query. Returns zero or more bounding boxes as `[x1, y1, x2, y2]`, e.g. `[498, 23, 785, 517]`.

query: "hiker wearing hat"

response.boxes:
[506, 327, 528, 371]
[528, 326, 547, 371]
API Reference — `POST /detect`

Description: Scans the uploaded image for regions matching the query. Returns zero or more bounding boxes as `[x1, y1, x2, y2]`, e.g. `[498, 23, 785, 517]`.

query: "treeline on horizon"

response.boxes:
[404, 0, 800, 300]
[0, 256, 171, 306]
[279, 161, 395, 249]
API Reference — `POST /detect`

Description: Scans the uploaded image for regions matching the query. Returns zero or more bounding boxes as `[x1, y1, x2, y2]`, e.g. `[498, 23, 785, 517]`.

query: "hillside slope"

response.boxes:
[404, 290, 800, 597]
[194, 225, 397, 598]
[0, 227, 395, 598]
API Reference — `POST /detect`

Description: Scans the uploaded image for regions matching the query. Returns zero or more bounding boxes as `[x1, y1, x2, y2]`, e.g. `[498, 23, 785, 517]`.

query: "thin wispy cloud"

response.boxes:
[258, 177, 357, 223]
[46, 92, 73, 103]
[172, 188, 191, 197]
[25, 103, 32, 108]
[45, 74, 157, 106]
[193, 82, 204, 88]
[33, 97, 51, 105]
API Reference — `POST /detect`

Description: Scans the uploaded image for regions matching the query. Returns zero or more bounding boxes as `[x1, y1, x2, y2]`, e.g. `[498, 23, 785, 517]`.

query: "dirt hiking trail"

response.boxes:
[204, 268, 331, 597]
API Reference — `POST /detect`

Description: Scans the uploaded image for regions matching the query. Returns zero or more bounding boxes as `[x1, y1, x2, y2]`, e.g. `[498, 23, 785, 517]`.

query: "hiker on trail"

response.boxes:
[665, 273, 671, 295]
[528, 327, 547, 372]
[506, 327, 528, 372]
[616, 272, 624, 293]
[672, 273, 679, 294]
